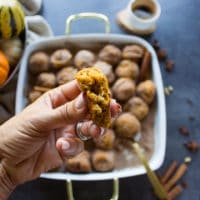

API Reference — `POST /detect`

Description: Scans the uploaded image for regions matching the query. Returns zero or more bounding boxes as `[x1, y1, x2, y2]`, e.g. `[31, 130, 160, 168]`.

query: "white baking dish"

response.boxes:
[15, 14, 166, 182]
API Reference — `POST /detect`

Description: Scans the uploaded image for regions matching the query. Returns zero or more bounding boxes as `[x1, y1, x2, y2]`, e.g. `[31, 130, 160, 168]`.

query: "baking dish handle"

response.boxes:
[66, 178, 119, 200]
[65, 12, 110, 35]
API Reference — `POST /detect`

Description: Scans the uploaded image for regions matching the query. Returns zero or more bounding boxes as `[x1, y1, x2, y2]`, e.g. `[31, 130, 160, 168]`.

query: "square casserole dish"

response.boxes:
[15, 34, 166, 181]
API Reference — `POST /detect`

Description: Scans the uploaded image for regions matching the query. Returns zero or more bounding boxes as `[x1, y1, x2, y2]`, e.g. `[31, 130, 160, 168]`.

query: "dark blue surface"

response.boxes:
[9, 0, 200, 199]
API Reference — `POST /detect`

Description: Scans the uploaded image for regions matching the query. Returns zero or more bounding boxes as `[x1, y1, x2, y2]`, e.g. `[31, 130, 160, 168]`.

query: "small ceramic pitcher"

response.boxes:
[126, 0, 161, 34]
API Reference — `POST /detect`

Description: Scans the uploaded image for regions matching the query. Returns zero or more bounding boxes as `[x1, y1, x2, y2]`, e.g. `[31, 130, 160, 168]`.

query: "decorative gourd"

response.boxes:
[0, 0, 25, 39]
[0, 37, 23, 67]
[0, 51, 10, 85]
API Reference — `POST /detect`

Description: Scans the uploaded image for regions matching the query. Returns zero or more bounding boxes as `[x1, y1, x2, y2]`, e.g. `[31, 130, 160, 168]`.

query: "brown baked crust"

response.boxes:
[92, 150, 115, 172]
[75, 67, 111, 128]
[65, 151, 92, 173]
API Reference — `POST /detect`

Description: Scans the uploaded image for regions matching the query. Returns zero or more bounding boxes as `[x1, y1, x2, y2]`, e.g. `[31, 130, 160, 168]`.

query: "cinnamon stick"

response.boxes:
[34, 86, 51, 93]
[167, 185, 183, 200]
[138, 51, 151, 82]
[164, 163, 188, 192]
[161, 161, 178, 184]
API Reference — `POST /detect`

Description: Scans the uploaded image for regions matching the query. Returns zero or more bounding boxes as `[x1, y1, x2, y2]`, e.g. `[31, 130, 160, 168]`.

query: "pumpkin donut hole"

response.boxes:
[124, 97, 149, 121]
[65, 151, 92, 173]
[93, 61, 115, 84]
[92, 150, 115, 172]
[36, 72, 57, 88]
[114, 112, 141, 139]
[112, 78, 136, 102]
[29, 52, 49, 75]
[115, 59, 139, 80]
[28, 90, 42, 103]
[50, 49, 72, 69]
[93, 129, 116, 150]
[136, 80, 156, 104]
[122, 45, 144, 63]
[98, 44, 122, 66]
[74, 50, 95, 69]
[56, 67, 78, 85]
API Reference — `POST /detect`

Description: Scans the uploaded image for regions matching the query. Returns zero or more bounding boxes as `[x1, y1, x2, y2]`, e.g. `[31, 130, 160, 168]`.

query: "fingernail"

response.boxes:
[61, 141, 70, 151]
[75, 94, 85, 109]
[100, 128, 106, 136]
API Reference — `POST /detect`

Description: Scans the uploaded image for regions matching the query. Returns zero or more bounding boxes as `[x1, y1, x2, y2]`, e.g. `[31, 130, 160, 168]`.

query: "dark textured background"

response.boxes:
[9, 0, 200, 199]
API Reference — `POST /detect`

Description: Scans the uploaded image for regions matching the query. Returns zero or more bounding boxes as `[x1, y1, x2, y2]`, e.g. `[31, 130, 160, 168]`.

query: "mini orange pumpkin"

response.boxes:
[0, 51, 10, 86]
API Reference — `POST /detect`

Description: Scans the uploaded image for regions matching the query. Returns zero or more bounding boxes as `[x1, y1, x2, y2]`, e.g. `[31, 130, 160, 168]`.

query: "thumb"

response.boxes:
[48, 93, 88, 129]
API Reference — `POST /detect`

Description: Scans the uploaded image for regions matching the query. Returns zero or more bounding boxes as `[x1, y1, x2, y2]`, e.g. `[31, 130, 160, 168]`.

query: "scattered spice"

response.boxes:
[168, 85, 174, 92]
[152, 39, 160, 51]
[157, 49, 167, 60]
[188, 116, 195, 121]
[167, 184, 183, 200]
[151, 38, 175, 73]
[166, 60, 174, 72]
[184, 156, 192, 163]
[164, 163, 188, 192]
[179, 127, 189, 136]
[147, 38, 193, 200]
[186, 98, 193, 105]
[164, 86, 174, 96]
[161, 161, 178, 184]
[164, 87, 170, 96]
[181, 181, 189, 189]
[184, 141, 199, 152]
[153, 44, 160, 51]
[153, 39, 158, 44]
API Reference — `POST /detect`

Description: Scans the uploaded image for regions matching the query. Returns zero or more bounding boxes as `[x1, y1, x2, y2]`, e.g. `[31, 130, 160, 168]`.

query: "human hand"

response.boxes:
[0, 80, 121, 199]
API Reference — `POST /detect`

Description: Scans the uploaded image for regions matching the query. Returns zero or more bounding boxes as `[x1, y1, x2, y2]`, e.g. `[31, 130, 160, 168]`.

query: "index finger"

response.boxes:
[46, 80, 81, 108]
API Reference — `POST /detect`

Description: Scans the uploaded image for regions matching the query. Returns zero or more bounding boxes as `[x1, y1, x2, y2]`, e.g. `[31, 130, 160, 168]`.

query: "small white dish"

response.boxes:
[117, 0, 161, 35]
